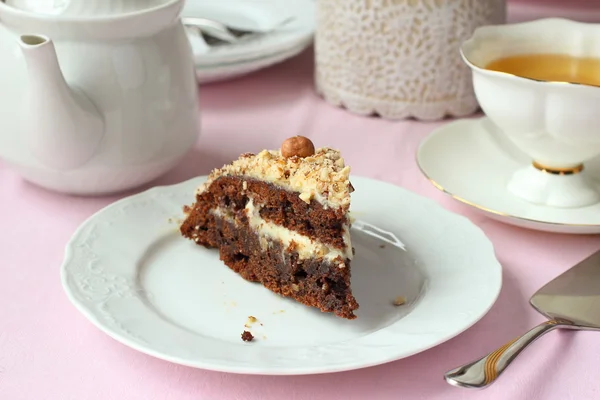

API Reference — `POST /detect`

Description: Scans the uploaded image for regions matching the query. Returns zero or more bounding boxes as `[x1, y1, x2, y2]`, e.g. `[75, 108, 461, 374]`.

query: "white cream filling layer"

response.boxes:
[211, 198, 352, 263]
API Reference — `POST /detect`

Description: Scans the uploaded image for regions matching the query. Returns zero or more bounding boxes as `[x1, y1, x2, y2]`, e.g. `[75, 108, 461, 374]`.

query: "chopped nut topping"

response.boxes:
[299, 192, 313, 204]
[195, 146, 352, 209]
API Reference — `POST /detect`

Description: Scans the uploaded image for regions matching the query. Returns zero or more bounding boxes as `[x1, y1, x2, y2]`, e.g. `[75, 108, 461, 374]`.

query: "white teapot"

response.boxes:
[0, 0, 200, 194]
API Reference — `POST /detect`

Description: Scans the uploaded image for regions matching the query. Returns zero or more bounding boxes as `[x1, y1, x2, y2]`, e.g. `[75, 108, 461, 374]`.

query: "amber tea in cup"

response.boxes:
[485, 53, 600, 86]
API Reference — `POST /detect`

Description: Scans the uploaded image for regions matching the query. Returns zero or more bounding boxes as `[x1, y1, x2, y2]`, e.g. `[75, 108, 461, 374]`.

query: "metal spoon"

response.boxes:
[183, 16, 295, 46]
[183, 17, 239, 44]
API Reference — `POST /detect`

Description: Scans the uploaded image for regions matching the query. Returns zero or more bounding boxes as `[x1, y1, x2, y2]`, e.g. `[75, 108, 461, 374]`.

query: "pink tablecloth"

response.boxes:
[3, 4, 600, 400]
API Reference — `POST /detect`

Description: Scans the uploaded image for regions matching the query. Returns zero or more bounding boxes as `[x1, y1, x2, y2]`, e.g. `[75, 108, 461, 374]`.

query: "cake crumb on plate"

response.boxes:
[393, 296, 406, 306]
[241, 331, 254, 342]
[244, 316, 258, 328]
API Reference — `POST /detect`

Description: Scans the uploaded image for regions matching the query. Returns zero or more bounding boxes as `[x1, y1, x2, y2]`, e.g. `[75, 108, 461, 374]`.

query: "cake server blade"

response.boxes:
[444, 249, 600, 389]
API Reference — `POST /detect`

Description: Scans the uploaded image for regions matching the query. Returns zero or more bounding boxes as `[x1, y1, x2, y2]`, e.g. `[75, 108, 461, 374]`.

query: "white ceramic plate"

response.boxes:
[184, 0, 314, 67]
[417, 117, 600, 234]
[61, 176, 502, 375]
[196, 41, 310, 84]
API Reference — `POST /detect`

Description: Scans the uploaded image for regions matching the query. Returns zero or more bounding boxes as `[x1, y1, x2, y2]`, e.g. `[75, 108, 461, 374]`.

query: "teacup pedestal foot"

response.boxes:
[507, 162, 600, 208]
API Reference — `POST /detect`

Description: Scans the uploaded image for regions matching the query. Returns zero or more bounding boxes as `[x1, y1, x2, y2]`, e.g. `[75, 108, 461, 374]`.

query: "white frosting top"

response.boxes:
[197, 147, 352, 209]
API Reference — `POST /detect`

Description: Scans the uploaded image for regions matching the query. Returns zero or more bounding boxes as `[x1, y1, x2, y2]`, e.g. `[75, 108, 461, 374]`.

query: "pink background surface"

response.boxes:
[3, 2, 600, 399]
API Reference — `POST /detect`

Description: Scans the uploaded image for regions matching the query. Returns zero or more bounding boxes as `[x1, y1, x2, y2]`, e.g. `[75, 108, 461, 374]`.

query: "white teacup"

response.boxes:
[461, 18, 600, 208]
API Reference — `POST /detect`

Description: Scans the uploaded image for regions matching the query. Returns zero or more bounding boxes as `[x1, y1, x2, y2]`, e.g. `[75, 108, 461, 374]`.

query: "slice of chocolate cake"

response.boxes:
[180, 136, 359, 319]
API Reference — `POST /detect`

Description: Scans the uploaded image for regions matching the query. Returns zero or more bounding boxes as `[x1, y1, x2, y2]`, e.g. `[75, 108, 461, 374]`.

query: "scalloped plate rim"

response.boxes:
[60, 175, 502, 375]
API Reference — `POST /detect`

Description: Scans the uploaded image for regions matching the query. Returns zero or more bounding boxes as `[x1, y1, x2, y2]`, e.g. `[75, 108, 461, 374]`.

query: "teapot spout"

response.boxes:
[19, 35, 104, 170]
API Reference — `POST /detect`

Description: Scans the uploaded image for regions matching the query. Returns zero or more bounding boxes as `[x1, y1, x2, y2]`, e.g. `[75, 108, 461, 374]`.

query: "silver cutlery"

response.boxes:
[445, 250, 600, 389]
[183, 16, 295, 46]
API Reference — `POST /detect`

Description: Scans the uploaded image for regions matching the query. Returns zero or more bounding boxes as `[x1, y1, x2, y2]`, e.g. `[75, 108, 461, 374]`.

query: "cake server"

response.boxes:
[445, 249, 600, 389]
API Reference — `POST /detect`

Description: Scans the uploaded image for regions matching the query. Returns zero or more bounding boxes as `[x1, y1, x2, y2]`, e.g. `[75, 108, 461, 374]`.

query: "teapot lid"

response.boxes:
[3, 0, 173, 16]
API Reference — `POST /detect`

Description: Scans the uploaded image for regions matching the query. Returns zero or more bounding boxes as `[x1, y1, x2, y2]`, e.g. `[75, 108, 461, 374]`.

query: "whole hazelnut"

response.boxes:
[281, 136, 315, 158]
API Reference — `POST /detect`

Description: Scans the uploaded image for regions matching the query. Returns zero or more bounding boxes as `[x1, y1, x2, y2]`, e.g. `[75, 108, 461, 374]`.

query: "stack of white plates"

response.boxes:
[183, 0, 315, 84]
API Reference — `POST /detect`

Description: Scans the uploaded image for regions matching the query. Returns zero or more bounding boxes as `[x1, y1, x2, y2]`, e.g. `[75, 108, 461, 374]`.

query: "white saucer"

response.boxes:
[61, 176, 501, 375]
[195, 41, 310, 84]
[417, 117, 600, 234]
[184, 0, 314, 67]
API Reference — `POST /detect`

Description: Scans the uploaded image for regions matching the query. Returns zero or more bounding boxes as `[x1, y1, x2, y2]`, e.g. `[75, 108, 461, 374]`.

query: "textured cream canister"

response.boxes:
[315, 0, 506, 120]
